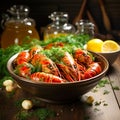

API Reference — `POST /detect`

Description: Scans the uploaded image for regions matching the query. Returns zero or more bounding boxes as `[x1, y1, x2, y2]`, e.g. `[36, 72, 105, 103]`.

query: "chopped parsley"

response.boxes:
[103, 90, 110, 95]
[97, 79, 110, 87]
[16, 108, 56, 120]
[112, 86, 120, 90]
[94, 101, 101, 106]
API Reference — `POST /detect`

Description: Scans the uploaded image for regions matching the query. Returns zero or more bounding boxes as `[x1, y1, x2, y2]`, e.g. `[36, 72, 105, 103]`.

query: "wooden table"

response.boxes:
[0, 56, 120, 120]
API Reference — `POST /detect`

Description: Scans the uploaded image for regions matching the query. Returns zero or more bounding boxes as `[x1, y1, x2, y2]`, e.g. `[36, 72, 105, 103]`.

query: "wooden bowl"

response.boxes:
[7, 52, 109, 103]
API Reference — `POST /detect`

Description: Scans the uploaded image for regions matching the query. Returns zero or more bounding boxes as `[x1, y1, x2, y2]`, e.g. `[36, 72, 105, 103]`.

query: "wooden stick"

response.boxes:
[87, 10, 99, 33]
[98, 0, 111, 32]
[72, 0, 87, 24]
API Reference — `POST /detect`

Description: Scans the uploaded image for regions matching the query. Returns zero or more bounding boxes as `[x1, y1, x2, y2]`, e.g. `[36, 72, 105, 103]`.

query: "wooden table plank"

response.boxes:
[82, 75, 120, 120]
[108, 57, 120, 107]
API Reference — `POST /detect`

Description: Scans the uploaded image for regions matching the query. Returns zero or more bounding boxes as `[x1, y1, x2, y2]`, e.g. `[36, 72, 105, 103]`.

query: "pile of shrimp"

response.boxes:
[13, 44, 102, 83]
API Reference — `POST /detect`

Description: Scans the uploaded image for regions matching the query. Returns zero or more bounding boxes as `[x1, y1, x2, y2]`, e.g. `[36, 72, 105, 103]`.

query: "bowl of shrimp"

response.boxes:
[7, 45, 109, 103]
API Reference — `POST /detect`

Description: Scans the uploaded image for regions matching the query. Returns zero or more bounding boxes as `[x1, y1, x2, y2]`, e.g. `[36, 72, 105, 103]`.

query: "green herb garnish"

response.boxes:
[112, 86, 120, 90]
[16, 108, 55, 120]
[98, 79, 109, 87]
[103, 90, 110, 95]
[103, 103, 108, 106]
[0, 34, 90, 87]
[94, 101, 101, 106]
[16, 110, 32, 120]
[94, 108, 100, 112]
[34, 108, 55, 120]
[39, 34, 90, 47]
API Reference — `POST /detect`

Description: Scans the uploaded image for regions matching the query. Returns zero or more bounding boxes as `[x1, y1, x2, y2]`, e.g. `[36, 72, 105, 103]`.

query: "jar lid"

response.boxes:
[49, 12, 68, 21]
[7, 5, 30, 18]
[76, 19, 95, 28]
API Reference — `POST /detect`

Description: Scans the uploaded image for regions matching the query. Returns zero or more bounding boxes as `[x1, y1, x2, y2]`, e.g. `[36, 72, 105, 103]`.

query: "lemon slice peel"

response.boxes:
[101, 40, 120, 53]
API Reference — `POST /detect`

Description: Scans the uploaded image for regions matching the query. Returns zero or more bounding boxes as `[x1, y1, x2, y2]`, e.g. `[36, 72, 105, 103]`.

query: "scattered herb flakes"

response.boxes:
[112, 86, 120, 90]
[15, 98, 56, 120]
[34, 108, 56, 120]
[103, 103, 108, 106]
[31, 98, 41, 106]
[16, 108, 56, 120]
[94, 107, 100, 112]
[101, 100, 108, 106]
[93, 100, 108, 108]
[91, 87, 98, 93]
[16, 110, 32, 120]
[97, 79, 109, 88]
[15, 99, 25, 108]
[103, 90, 110, 95]
[5, 89, 16, 98]
[94, 101, 101, 106]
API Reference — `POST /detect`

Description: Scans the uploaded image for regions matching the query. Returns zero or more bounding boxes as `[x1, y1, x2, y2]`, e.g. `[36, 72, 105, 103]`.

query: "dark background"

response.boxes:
[0, 0, 120, 40]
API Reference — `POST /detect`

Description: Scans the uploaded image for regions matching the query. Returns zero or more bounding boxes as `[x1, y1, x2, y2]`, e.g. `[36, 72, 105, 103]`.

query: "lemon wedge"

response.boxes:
[86, 38, 104, 52]
[101, 40, 120, 52]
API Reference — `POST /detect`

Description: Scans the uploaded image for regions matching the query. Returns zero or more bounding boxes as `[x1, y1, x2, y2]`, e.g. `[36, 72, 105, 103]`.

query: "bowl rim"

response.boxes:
[88, 49, 120, 54]
[7, 51, 109, 86]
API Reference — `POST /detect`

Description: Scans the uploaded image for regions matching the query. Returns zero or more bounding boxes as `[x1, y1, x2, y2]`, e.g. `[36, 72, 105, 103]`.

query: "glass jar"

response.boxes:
[44, 12, 76, 40]
[1, 5, 40, 48]
[75, 19, 95, 39]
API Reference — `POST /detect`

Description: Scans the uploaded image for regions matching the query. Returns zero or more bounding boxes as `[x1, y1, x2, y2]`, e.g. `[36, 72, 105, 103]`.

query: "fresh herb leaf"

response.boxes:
[16, 110, 32, 120]
[94, 108, 100, 112]
[98, 79, 109, 87]
[112, 86, 120, 90]
[16, 108, 55, 120]
[94, 101, 101, 106]
[103, 90, 110, 95]
[34, 108, 55, 120]
[0, 45, 23, 78]
[103, 103, 108, 106]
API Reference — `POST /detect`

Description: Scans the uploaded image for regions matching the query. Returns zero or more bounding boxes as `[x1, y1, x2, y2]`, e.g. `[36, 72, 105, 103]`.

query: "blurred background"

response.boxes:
[0, 0, 120, 40]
